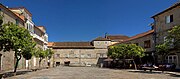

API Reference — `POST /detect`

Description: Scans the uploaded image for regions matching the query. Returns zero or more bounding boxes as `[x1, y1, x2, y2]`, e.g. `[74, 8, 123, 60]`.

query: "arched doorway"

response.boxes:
[165, 53, 179, 68]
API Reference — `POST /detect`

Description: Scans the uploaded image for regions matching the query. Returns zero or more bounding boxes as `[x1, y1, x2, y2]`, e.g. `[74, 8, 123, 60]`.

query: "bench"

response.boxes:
[142, 66, 158, 72]
[31, 68, 38, 71]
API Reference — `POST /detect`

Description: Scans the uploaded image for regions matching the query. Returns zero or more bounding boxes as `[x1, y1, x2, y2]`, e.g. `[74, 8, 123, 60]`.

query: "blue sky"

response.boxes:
[0, 0, 178, 42]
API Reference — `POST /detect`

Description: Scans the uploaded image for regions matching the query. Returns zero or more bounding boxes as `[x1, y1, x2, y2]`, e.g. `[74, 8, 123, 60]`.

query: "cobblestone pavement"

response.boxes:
[6, 66, 180, 79]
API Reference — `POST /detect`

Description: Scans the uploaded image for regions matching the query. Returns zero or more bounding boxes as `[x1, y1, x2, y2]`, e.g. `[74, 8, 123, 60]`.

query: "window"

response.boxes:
[144, 40, 151, 48]
[165, 15, 173, 23]
[87, 54, 91, 58]
[80, 54, 84, 58]
[65, 54, 69, 58]
[75, 54, 79, 58]
[97, 53, 105, 58]
[15, 19, 19, 25]
[55, 54, 60, 58]
[167, 55, 178, 64]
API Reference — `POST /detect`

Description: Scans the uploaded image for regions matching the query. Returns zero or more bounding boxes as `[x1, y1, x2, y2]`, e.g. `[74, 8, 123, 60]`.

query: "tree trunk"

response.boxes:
[133, 59, 137, 70]
[39, 58, 42, 68]
[14, 52, 21, 73]
[123, 58, 126, 69]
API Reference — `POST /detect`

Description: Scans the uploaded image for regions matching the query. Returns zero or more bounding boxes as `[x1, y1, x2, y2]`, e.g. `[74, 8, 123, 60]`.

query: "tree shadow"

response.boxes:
[128, 70, 180, 78]
[128, 70, 163, 74]
[168, 73, 180, 77]
[2, 70, 32, 78]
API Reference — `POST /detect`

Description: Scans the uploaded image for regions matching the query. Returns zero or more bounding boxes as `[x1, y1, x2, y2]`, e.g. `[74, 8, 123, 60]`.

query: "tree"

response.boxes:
[167, 25, 180, 51]
[108, 44, 145, 69]
[156, 25, 180, 63]
[32, 47, 46, 68]
[0, 22, 36, 73]
[156, 43, 169, 63]
[44, 49, 54, 60]
[126, 44, 145, 69]
[32, 48, 54, 68]
[44, 49, 54, 67]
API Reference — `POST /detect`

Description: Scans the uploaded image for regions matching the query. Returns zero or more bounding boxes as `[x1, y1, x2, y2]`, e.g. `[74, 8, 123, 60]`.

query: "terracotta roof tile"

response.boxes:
[109, 30, 154, 46]
[53, 42, 92, 46]
[124, 30, 154, 42]
[13, 12, 25, 21]
[47, 42, 54, 47]
[9, 7, 32, 17]
[93, 37, 111, 41]
[106, 35, 129, 42]
[0, 3, 24, 23]
[50, 42, 94, 49]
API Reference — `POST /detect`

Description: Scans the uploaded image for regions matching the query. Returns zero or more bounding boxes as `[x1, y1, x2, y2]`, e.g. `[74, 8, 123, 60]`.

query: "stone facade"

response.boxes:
[152, 2, 180, 69]
[48, 37, 111, 67]
[0, 3, 25, 71]
[10, 7, 49, 69]
[0, 3, 49, 71]
[123, 30, 155, 53]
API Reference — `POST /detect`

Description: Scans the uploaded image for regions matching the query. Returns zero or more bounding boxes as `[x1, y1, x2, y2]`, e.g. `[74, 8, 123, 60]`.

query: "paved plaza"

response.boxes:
[6, 66, 180, 79]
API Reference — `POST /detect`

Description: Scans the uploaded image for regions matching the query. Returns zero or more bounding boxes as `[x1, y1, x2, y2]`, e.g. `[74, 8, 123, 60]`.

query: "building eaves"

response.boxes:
[92, 37, 111, 41]
[0, 3, 24, 23]
[9, 7, 32, 17]
[124, 30, 154, 42]
[151, 2, 180, 18]
[109, 30, 154, 46]
[106, 35, 129, 41]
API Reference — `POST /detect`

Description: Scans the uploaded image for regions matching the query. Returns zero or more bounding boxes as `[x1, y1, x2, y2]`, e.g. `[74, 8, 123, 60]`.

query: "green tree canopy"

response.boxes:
[0, 22, 36, 73]
[108, 44, 145, 69]
[108, 44, 145, 59]
[44, 49, 54, 59]
[32, 47, 54, 68]
[156, 25, 180, 62]
[167, 25, 180, 51]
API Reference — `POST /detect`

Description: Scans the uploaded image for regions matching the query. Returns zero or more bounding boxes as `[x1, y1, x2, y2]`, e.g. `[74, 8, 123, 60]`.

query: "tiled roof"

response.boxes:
[0, 3, 24, 23]
[124, 30, 154, 42]
[37, 26, 46, 33]
[49, 42, 94, 49]
[106, 35, 129, 42]
[9, 7, 32, 17]
[151, 2, 180, 18]
[109, 30, 154, 46]
[13, 12, 25, 21]
[93, 37, 111, 41]
[47, 42, 54, 47]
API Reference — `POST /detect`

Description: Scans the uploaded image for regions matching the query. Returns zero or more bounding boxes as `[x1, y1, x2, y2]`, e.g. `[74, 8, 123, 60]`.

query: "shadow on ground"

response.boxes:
[128, 70, 180, 78]
[128, 70, 163, 74]
[168, 73, 180, 77]
[2, 70, 32, 78]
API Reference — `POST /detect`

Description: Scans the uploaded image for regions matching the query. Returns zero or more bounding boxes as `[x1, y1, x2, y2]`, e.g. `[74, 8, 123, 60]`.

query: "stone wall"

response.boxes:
[52, 48, 108, 66]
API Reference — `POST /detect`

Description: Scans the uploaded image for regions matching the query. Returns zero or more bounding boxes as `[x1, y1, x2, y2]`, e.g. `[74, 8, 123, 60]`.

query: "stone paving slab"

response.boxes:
[6, 66, 180, 79]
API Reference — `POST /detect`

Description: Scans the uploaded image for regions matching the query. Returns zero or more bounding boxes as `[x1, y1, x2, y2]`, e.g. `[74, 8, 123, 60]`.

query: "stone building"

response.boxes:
[152, 2, 180, 68]
[121, 30, 155, 63]
[10, 7, 49, 69]
[106, 35, 129, 45]
[0, 3, 49, 71]
[48, 37, 111, 67]
[0, 3, 26, 71]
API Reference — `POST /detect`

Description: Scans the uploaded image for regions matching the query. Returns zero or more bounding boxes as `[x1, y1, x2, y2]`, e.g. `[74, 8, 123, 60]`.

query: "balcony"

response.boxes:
[30, 32, 48, 44]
